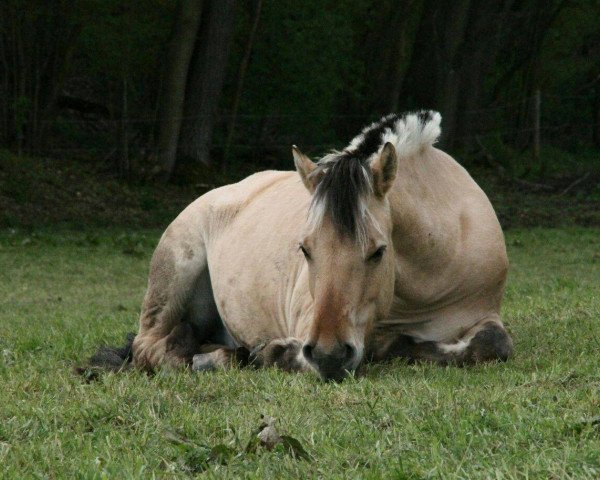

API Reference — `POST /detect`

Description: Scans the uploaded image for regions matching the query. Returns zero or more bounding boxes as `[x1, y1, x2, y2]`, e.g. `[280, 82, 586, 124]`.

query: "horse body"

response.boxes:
[131, 170, 314, 370]
[128, 112, 512, 380]
[202, 170, 314, 346]
[371, 145, 508, 357]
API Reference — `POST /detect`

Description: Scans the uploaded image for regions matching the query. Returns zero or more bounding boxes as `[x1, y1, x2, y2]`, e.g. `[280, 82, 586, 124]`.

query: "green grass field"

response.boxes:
[0, 227, 599, 479]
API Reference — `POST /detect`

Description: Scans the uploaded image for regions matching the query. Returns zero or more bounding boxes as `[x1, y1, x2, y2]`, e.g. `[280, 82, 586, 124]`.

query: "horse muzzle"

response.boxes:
[302, 341, 358, 382]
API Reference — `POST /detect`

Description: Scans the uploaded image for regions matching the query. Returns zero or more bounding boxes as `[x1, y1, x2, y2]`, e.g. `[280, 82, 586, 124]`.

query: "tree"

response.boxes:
[402, 0, 476, 147]
[224, 0, 263, 164]
[0, 0, 81, 153]
[177, 0, 235, 169]
[156, 0, 235, 180]
[365, 0, 421, 115]
[157, 0, 204, 180]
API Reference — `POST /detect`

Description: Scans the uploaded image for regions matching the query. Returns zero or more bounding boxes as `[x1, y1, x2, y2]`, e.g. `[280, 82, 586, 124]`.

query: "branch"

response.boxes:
[475, 135, 506, 177]
[57, 95, 110, 116]
[513, 177, 554, 192]
[559, 172, 591, 196]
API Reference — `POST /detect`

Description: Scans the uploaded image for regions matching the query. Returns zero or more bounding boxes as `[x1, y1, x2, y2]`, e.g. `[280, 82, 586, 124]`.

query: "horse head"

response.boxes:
[293, 140, 398, 381]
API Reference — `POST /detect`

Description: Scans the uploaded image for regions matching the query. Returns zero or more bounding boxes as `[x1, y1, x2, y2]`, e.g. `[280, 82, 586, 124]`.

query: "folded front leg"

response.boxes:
[191, 337, 312, 373]
[192, 344, 251, 372]
[249, 337, 312, 373]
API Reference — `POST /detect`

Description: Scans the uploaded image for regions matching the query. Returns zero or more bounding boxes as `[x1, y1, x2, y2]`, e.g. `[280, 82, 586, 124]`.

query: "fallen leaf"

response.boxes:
[280, 435, 311, 460]
[248, 415, 310, 460]
[257, 415, 281, 450]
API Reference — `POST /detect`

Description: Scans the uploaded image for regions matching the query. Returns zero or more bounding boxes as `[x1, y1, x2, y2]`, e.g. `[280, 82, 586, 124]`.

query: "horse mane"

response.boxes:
[308, 110, 441, 245]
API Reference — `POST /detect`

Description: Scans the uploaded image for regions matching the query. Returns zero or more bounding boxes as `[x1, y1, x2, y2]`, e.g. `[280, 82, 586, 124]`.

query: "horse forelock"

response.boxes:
[306, 110, 441, 246]
[308, 154, 374, 247]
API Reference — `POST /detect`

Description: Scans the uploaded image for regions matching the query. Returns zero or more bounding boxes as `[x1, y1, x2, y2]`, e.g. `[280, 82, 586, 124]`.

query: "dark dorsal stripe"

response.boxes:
[348, 114, 398, 160]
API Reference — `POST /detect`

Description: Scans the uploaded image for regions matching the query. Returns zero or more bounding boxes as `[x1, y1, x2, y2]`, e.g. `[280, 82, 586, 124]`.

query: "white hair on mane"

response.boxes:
[306, 111, 442, 248]
[381, 111, 441, 157]
[346, 110, 442, 159]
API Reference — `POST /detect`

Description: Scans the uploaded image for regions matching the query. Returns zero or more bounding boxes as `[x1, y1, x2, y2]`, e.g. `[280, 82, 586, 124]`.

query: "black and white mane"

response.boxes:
[308, 110, 442, 245]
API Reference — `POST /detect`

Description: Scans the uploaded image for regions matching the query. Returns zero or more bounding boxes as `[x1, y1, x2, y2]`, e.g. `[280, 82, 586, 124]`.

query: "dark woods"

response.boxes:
[1, 0, 598, 182]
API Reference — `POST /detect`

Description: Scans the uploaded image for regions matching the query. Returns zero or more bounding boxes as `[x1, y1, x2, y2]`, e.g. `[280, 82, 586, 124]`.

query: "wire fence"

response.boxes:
[13, 92, 599, 160]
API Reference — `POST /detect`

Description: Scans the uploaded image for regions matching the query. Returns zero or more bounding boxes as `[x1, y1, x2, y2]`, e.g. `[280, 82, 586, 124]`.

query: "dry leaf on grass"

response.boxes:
[249, 415, 310, 460]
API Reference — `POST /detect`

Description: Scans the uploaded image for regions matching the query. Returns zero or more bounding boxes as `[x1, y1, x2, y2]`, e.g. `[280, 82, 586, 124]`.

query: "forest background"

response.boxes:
[0, 0, 598, 227]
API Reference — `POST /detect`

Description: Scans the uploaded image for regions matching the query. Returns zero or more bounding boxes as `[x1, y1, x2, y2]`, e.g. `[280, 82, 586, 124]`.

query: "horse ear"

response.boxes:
[293, 145, 322, 193]
[370, 142, 397, 197]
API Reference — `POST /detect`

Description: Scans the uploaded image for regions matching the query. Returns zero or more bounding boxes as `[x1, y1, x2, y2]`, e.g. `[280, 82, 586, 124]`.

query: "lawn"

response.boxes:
[0, 227, 599, 479]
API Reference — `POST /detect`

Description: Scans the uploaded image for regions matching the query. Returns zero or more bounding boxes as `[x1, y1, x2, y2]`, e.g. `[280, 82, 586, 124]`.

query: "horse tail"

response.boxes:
[75, 332, 136, 380]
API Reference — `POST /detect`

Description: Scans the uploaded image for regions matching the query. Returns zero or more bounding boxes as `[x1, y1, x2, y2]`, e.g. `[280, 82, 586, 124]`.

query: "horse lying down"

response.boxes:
[83, 111, 512, 382]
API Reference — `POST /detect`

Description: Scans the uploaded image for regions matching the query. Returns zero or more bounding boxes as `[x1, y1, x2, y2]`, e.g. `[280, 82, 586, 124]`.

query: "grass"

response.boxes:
[0, 227, 599, 479]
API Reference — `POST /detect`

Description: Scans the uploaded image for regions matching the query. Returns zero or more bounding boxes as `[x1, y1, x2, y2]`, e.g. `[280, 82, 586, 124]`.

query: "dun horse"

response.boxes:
[87, 111, 512, 381]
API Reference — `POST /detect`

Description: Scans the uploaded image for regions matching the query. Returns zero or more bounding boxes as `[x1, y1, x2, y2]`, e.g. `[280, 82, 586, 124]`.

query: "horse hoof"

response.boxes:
[192, 353, 215, 372]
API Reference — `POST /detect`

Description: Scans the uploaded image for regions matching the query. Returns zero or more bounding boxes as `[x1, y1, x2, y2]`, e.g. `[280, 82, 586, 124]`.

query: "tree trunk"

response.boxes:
[35, 22, 81, 152]
[434, 0, 471, 148]
[361, 0, 419, 114]
[224, 0, 263, 166]
[500, 1, 561, 149]
[593, 94, 600, 149]
[178, 0, 235, 167]
[118, 75, 130, 179]
[157, 0, 204, 181]
[402, 0, 471, 148]
[0, 2, 80, 153]
[454, 0, 505, 149]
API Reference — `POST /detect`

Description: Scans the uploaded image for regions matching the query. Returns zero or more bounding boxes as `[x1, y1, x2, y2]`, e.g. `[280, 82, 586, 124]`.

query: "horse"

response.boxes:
[85, 111, 512, 382]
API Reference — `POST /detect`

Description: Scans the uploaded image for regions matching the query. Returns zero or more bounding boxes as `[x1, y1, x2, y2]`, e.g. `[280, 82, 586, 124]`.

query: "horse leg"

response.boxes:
[132, 232, 223, 370]
[378, 317, 513, 366]
[191, 338, 310, 373]
[250, 338, 311, 372]
[455, 318, 513, 364]
[191, 345, 251, 372]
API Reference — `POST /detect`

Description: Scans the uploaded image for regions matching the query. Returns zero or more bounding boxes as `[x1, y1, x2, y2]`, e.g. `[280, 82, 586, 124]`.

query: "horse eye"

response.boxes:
[299, 245, 311, 260]
[368, 246, 386, 263]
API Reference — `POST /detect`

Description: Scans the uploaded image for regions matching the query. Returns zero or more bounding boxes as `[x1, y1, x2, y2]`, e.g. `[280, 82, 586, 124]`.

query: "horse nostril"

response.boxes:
[344, 343, 356, 362]
[302, 343, 314, 361]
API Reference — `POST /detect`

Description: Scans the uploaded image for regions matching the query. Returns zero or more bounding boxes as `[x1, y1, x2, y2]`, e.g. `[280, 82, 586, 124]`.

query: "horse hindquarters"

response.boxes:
[132, 224, 232, 370]
[131, 239, 196, 369]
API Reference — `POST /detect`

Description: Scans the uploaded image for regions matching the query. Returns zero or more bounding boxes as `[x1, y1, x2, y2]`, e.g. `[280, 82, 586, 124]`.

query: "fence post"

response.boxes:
[533, 89, 541, 161]
[119, 75, 130, 179]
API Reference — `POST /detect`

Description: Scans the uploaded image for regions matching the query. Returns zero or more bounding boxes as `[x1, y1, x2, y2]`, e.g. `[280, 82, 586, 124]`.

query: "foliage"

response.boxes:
[74, 1, 172, 88]
[221, 0, 366, 167]
[537, 0, 600, 150]
[0, 228, 599, 478]
[0, 149, 201, 229]
[0, 1, 599, 179]
[1, 147, 598, 230]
